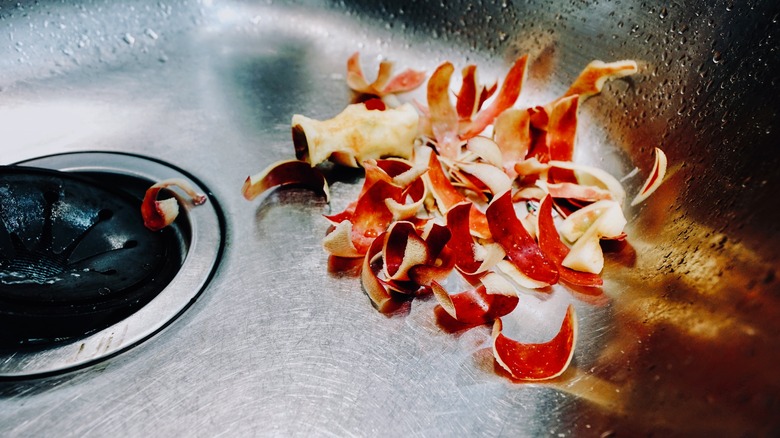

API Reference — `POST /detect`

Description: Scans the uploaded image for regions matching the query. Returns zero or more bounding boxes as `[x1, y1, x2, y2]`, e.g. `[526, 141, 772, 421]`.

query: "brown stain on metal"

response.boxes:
[68, 343, 86, 363]
[583, 215, 780, 435]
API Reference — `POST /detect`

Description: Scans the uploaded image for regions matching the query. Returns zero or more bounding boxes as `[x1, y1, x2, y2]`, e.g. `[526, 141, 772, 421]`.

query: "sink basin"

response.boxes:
[1, 0, 778, 435]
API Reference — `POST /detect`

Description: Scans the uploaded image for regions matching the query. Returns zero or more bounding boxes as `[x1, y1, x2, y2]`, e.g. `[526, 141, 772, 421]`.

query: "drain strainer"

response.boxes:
[0, 152, 223, 378]
[0, 167, 184, 347]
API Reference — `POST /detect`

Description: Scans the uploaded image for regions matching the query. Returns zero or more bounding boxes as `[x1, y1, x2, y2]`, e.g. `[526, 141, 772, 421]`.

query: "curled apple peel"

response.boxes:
[346, 51, 426, 97]
[486, 191, 559, 286]
[460, 55, 529, 139]
[433, 272, 519, 325]
[427, 62, 461, 159]
[242, 159, 330, 203]
[492, 305, 577, 381]
[561, 201, 627, 274]
[445, 202, 504, 276]
[537, 196, 603, 287]
[549, 161, 627, 206]
[631, 147, 667, 206]
[141, 178, 207, 232]
[564, 59, 639, 102]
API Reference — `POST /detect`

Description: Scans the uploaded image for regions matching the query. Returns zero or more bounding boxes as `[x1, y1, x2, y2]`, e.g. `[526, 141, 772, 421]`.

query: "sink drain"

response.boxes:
[0, 152, 224, 378]
[0, 167, 184, 347]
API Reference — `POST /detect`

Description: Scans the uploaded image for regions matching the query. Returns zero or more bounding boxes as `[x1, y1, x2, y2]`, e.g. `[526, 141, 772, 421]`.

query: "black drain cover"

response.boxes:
[0, 166, 185, 347]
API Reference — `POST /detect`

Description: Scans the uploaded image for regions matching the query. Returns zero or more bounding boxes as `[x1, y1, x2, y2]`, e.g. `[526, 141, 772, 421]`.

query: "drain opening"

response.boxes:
[0, 167, 186, 348]
[0, 151, 223, 378]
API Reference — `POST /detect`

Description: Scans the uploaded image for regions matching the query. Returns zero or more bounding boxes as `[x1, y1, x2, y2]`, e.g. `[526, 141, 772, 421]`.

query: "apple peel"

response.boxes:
[549, 160, 626, 206]
[323, 161, 426, 257]
[630, 147, 667, 206]
[445, 202, 504, 275]
[383, 221, 430, 282]
[432, 272, 519, 325]
[561, 201, 626, 274]
[427, 62, 462, 159]
[558, 200, 623, 243]
[141, 178, 207, 232]
[537, 196, 603, 287]
[346, 52, 426, 97]
[242, 159, 330, 203]
[425, 152, 491, 238]
[492, 304, 577, 381]
[322, 221, 363, 258]
[493, 108, 532, 176]
[494, 260, 552, 290]
[456, 64, 497, 121]
[564, 60, 639, 102]
[486, 191, 558, 286]
[465, 136, 504, 168]
[408, 222, 456, 287]
[540, 181, 613, 202]
[360, 233, 395, 312]
[461, 55, 529, 139]
[456, 162, 513, 196]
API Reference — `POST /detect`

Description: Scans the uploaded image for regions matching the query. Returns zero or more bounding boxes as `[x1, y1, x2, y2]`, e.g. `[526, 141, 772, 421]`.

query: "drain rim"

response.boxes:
[0, 151, 224, 378]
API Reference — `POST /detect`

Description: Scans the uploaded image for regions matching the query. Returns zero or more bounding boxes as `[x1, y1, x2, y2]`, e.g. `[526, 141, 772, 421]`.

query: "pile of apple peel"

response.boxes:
[239, 52, 667, 381]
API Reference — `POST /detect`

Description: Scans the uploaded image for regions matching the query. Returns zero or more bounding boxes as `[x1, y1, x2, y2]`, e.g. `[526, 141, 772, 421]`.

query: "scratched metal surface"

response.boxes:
[1, 0, 779, 436]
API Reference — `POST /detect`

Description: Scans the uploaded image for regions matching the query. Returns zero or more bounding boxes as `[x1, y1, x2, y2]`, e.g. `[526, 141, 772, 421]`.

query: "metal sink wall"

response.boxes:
[1, 0, 778, 436]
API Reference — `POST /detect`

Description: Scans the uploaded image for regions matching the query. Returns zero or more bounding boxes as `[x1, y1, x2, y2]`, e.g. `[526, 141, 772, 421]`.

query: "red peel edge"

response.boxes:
[492, 304, 577, 381]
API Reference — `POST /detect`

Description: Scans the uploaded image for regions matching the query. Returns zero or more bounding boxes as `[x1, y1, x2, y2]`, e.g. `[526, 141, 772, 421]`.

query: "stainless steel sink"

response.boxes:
[1, 0, 778, 436]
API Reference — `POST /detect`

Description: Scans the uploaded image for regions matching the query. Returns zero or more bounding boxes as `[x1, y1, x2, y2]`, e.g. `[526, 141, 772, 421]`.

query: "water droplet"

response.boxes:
[712, 51, 723, 64]
[98, 287, 111, 295]
[659, 7, 668, 19]
[123, 33, 135, 46]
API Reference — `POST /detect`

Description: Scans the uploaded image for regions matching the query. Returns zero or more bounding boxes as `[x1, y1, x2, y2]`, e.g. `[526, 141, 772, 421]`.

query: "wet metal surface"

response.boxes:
[1, 0, 779, 436]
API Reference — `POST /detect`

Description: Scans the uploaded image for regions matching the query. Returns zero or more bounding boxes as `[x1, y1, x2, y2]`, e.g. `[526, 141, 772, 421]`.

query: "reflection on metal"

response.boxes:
[0, 103, 107, 156]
